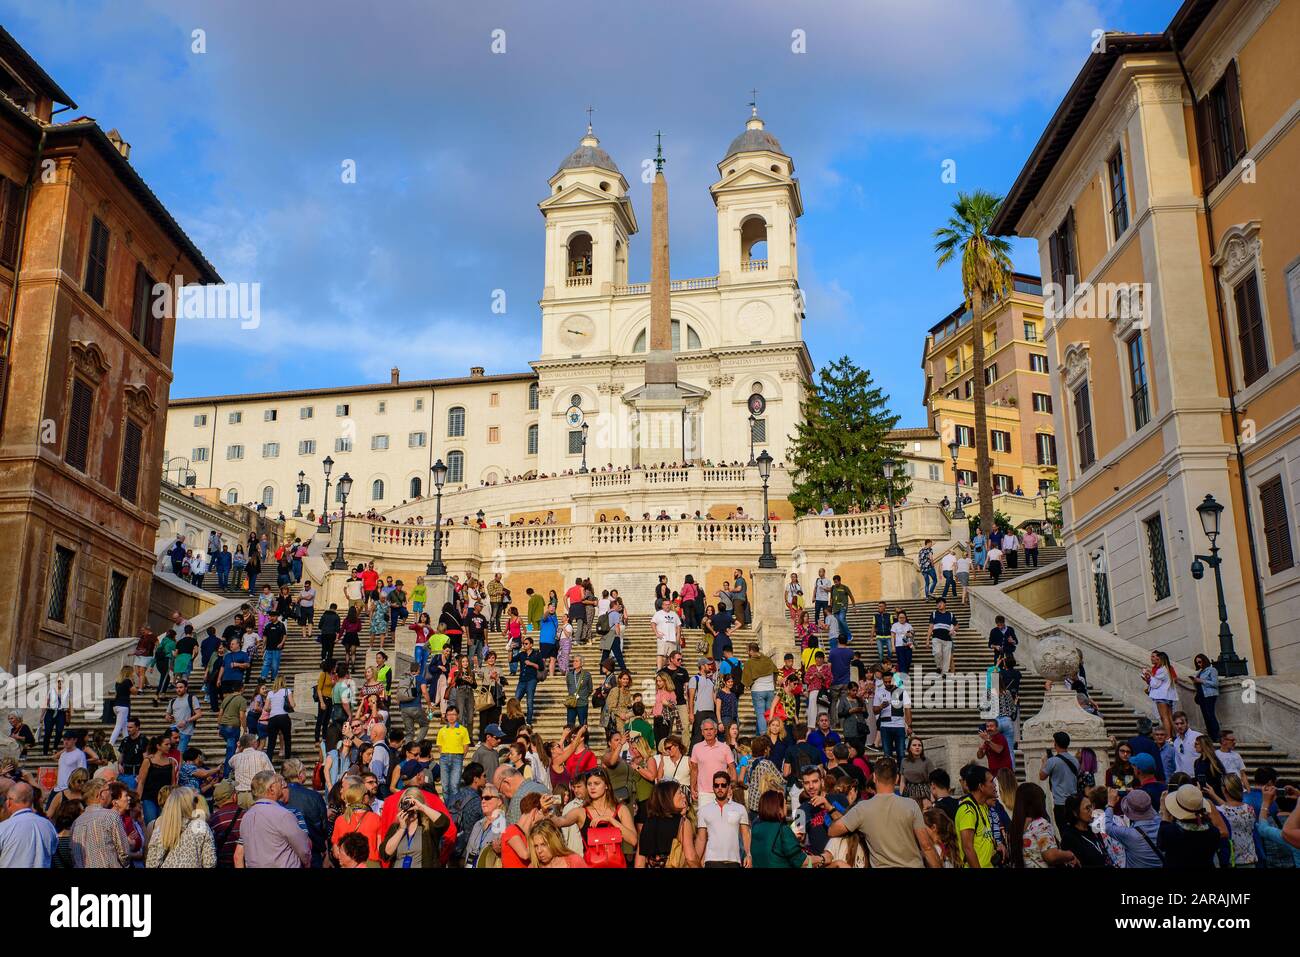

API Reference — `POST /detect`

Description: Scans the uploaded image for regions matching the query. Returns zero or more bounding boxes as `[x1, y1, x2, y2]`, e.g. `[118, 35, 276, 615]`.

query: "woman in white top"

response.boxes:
[657, 736, 692, 793]
[263, 676, 296, 762]
[986, 545, 1005, 585]
[785, 574, 804, 629]
[890, 611, 915, 675]
[1141, 650, 1177, 739]
[955, 553, 973, 604]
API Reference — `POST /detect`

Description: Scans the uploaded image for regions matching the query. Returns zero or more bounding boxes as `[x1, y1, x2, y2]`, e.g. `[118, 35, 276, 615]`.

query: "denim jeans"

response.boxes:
[995, 716, 1017, 769]
[217, 569, 229, 590]
[813, 600, 828, 627]
[440, 753, 463, 801]
[880, 725, 907, 769]
[922, 567, 938, 597]
[260, 649, 282, 680]
[876, 637, 891, 662]
[515, 680, 537, 722]
[566, 706, 589, 728]
[834, 608, 852, 642]
[600, 637, 627, 673]
[220, 725, 240, 775]
[751, 690, 775, 734]
[940, 571, 957, 600]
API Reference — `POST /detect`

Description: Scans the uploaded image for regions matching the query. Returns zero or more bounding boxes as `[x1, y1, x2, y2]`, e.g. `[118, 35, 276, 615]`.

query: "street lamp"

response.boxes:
[747, 415, 757, 467]
[948, 439, 965, 519]
[579, 421, 590, 474]
[330, 472, 353, 570]
[476, 508, 485, 527]
[882, 457, 903, 557]
[426, 459, 448, 576]
[293, 470, 305, 518]
[756, 449, 776, 569]
[1190, 493, 1247, 677]
[318, 456, 334, 532]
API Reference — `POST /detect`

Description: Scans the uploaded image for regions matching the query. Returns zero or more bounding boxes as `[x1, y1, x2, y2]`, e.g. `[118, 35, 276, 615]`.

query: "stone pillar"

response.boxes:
[750, 567, 787, 657]
[1019, 634, 1110, 804]
[879, 555, 920, 601]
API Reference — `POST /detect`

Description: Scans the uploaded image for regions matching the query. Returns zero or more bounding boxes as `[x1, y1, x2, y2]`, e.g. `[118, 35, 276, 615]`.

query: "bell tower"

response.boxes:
[710, 105, 803, 286]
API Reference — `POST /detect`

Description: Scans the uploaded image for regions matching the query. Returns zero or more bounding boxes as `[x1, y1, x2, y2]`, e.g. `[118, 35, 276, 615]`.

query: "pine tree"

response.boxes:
[786, 356, 906, 514]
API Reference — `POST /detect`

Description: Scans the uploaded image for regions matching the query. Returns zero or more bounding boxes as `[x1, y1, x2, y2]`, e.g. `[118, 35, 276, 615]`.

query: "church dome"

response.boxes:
[723, 110, 786, 160]
[558, 129, 621, 174]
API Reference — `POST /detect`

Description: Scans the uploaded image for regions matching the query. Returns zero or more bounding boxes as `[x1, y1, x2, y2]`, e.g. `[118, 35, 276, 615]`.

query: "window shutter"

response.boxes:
[120, 419, 143, 503]
[1234, 274, 1267, 386]
[65, 379, 94, 472]
[0, 178, 21, 268]
[1259, 477, 1294, 575]
[1048, 228, 1063, 290]
[1195, 95, 1220, 192]
[1064, 208, 1078, 281]
[84, 217, 111, 304]
[1222, 60, 1247, 166]
[131, 264, 149, 342]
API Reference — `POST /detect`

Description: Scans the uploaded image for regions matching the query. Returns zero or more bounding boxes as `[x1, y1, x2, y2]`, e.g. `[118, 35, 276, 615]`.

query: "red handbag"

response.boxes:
[583, 817, 626, 868]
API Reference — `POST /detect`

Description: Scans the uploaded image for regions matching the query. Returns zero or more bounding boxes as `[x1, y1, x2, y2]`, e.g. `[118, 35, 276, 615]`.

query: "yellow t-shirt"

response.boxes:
[954, 798, 995, 868]
[436, 724, 471, 756]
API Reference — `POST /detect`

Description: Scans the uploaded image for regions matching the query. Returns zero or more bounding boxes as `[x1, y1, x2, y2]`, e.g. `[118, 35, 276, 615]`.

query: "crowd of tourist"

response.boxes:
[3, 549, 1295, 871]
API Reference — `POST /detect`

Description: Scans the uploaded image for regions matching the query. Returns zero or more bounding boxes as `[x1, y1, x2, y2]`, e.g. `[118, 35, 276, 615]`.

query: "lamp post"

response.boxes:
[948, 439, 965, 519]
[882, 457, 903, 557]
[426, 459, 448, 576]
[579, 421, 590, 475]
[1190, 494, 1248, 677]
[318, 456, 334, 531]
[756, 449, 776, 569]
[293, 470, 305, 518]
[330, 472, 352, 570]
[476, 508, 485, 527]
[747, 415, 757, 467]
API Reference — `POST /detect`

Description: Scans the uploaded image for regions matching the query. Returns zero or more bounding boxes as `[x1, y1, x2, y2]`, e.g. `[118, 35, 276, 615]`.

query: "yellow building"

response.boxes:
[992, 0, 1299, 676]
[922, 273, 1058, 500]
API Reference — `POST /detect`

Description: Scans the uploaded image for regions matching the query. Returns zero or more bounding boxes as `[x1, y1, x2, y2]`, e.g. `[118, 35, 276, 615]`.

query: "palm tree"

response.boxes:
[934, 190, 1013, 544]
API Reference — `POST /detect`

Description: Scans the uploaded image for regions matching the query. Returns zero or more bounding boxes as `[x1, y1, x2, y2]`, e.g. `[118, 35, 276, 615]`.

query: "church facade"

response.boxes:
[164, 110, 813, 512]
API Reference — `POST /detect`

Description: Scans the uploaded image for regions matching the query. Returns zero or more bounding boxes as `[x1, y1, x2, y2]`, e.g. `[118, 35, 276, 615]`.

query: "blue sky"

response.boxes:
[6, 0, 1182, 423]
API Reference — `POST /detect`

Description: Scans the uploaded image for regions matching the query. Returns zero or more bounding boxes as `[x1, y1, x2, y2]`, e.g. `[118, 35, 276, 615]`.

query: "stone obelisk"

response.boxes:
[634, 134, 688, 464]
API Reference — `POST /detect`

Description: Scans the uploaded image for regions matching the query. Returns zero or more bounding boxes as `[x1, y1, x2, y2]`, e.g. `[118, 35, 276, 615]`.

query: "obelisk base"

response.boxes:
[633, 394, 687, 466]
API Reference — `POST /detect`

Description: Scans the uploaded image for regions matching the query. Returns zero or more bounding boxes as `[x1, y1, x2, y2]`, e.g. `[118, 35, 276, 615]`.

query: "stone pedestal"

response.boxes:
[880, 555, 920, 601]
[633, 396, 687, 466]
[751, 567, 787, 656]
[1019, 634, 1110, 803]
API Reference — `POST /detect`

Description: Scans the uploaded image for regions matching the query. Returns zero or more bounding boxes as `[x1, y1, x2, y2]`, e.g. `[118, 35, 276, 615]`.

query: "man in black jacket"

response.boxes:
[317, 603, 341, 664]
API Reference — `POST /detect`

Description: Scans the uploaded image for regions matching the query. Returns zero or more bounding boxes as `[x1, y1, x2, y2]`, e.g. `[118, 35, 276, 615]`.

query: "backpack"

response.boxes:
[596, 613, 611, 636]
[448, 790, 481, 859]
[1053, 753, 1090, 795]
[583, 814, 627, 869]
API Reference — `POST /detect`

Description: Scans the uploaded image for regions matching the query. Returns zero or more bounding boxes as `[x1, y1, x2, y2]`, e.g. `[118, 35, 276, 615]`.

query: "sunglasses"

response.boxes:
[712, 782, 730, 790]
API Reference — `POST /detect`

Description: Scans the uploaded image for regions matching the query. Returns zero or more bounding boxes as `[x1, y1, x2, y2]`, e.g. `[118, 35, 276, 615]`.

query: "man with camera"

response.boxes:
[975, 719, 1012, 774]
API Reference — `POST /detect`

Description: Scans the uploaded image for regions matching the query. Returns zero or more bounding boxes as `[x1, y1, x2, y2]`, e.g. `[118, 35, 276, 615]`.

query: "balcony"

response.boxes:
[565, 275, 593, 288]
[612, 275, 719, 296]
[740, 258, 768, 272]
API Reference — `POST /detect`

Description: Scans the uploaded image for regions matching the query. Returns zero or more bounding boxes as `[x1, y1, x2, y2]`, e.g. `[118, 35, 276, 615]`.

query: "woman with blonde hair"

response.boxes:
[145, 786, 216, 868]
[381, 787, 449, 868]
[331, 778, 384, 863]
[110, 666, 133, 746]
[995, 767, 1019, 818]
[529, 818, 587, 868]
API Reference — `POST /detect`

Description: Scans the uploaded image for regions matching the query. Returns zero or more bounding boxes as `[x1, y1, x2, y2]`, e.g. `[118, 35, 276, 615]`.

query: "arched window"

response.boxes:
[299, 482, 312, 505]
[751, 380, 764, 395]
[447, 406, 465, 437]
[527, 423, 539, 455]
[409, 476, 422, 498]
[567, 232, 593, 278]
[740, 215, 768, 269]
[226, 488, 238, 505]
[528, 382, 539, 411]
[261, 486, 274, 507]
[371, 479, 385, 501]
[633, 320, 701, 353]
[570, 393, 583, 409]
[447, 450, 465, 484]
[335, 483, 345, 503]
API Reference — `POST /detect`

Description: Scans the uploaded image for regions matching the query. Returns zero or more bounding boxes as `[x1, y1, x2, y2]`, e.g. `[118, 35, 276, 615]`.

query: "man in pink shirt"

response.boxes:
[1023, 527, 1040, 568]
[689, 719, 735, 805]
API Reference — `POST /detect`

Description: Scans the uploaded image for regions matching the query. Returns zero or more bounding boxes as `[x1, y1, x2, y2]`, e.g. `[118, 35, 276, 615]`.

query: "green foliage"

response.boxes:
[968, 510, 1014, 537]
[787, 356, 906, 514]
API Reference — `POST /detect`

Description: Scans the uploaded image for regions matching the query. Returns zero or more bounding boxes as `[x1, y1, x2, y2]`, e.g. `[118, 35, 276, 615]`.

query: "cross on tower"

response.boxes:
[749, 88, 759, 114]
[654, 130, 665, 172]
[585, 105, 594, 132]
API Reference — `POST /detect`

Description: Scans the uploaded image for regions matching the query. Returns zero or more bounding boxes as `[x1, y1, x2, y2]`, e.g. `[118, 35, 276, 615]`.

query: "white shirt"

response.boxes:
[596, 598, 611, 617]
[1146, 667, 1174, 702]
[813, 578, 832, 602]
[940, 553, 957, 573]
[1003, 534, 1019, 550]
[299, 586, 315, 608]
[987, 547, 1004, 563]
[189, 554, 208, 574]
[1171, 728, 1202, 777]
[890, 622, 914, 650]
[873, 683, 907, 728]
[956, 557, 972, 574]
[1216, 749, 1246, 777]
[266, 687, 292, 718]
[651, 609, 680, 642]
[55, 748, 87, 791]
[697, 799, 748, 863]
